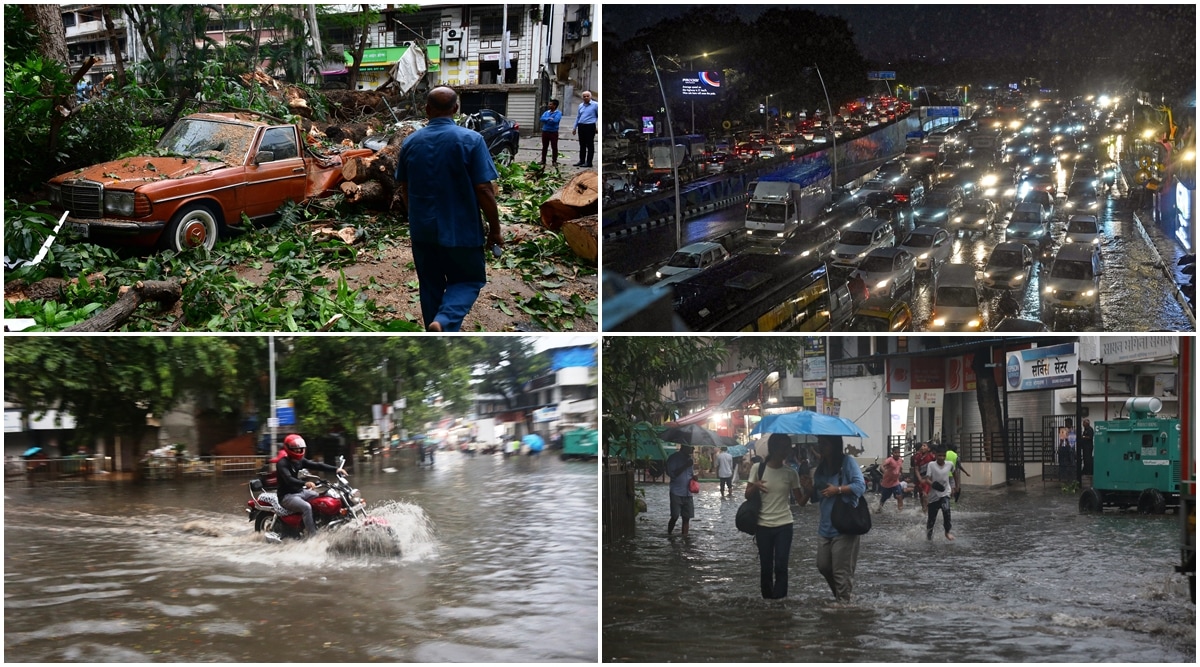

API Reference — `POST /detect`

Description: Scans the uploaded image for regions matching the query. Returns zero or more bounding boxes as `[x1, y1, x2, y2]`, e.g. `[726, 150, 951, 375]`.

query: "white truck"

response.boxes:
[744, 179, 831, 241]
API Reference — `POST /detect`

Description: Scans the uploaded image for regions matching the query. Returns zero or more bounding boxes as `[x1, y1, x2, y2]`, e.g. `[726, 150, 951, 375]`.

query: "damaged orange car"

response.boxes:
[45, 112, 373, 251]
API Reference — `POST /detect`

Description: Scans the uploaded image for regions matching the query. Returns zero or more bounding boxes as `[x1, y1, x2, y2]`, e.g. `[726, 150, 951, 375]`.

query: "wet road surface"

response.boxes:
[604, 481, 1194, 662]
[5, 453, 598, 662]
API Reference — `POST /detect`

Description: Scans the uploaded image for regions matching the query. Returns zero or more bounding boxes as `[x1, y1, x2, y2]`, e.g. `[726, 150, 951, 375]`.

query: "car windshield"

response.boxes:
[926, 193, 953, 206]
[963, 201, 989, 214]
[848, 315, 890, 332]
[157, 118, 255, 165]
[988, 250, 1023, 268]
[667, 252, 701, 268]
[841, 230, 873, 245]
[1067, 219, 1098, 234]
[905, 233, 935, 248]
[937, 287, 978, 308]
[859, 255, 896, 273]
[1068, 183, 1095, 197]
[1051, 260, 1094, 281]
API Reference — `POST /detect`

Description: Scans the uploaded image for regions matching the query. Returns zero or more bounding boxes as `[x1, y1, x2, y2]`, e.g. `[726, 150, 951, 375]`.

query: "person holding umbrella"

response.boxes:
[665, 444, 696, 536]
[745, 434, 806, 599]
[812, 434, 866, 602]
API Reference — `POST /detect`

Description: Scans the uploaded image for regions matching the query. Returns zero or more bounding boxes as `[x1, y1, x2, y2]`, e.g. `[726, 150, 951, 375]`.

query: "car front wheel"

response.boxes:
[496, 145, 516, 167]
[162, 204, 220, 252]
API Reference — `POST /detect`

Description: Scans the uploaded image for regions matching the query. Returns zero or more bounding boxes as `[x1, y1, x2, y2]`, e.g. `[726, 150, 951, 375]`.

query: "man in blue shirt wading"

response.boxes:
[571, 90, 597, 168]
[395, 87, 503, 332]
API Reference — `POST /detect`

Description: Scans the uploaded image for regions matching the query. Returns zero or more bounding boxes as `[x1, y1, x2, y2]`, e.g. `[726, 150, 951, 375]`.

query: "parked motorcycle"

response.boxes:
[246, 456, 383, 542]
[861, 458, 883, 493]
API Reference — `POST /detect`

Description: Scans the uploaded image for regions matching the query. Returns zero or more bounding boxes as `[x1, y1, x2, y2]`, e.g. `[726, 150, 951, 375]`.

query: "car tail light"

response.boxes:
[512, 122, 519, 130]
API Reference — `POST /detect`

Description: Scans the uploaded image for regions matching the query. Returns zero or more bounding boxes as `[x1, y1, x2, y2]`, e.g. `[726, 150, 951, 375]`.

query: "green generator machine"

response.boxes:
[1080, 397, 1182, 514]
[560, 428, 598, 461]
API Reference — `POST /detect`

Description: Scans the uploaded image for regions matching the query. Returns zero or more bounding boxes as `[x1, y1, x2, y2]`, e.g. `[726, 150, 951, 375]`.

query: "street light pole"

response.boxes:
[649, 45, 683, 251]
[812, 64, 837, 188]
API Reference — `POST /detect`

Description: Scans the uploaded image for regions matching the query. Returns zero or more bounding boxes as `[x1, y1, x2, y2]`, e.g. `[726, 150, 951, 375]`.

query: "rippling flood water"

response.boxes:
[604, 482, 1194, 662]
[5, 454, 598, 662]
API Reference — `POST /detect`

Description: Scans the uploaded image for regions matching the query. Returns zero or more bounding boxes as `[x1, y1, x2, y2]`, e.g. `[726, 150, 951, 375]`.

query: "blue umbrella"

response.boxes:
[750, 411, 869, 438]
[23, 446, 42, 457]
[522, 434, 545, 452]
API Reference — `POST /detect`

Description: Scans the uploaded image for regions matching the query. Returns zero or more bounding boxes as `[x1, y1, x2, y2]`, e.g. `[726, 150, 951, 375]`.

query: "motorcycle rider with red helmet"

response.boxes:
[277, 434, 346, 537]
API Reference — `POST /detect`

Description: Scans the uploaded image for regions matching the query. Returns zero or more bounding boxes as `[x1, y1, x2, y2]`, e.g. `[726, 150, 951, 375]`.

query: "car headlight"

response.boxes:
[1045, 286, 1056, 295]
[1065, 236, 1075, 243]
[656, 271, 664, 279]
[876, 279, 889, 289]
[953, 215, 963, 223]
[933, 317, 946, 327]
[1091, 237, 1100, 245]
[777, 232, 785, 238]
[1065, 201, 1074, 208]
[983, 271, 991, 278]
[1012, 274, 1024, 282]
[746, 230, 753, 235]
[967, 319, 981, 328]
[1085, 289, 1095, 297]
[919, 252, 930, 260]
[105, 191, 136, 216]
[858, 251, 868, 258]
[47, 184, 62, 206]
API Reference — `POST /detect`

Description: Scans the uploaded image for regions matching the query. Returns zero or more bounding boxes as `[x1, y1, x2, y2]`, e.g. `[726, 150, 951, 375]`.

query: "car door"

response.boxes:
[244, 126, 307, 220]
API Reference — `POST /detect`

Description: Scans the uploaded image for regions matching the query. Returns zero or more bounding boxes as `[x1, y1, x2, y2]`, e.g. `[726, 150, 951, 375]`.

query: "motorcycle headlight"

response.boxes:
[105, 191, 136, 216]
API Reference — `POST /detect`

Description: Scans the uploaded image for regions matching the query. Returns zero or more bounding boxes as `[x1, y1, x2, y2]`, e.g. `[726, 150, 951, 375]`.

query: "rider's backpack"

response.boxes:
[257, 464, 278, 491]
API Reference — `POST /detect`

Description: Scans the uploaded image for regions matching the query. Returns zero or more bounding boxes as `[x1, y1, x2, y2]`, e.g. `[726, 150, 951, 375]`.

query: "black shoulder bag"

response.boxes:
[735, 462, 768, 535]
[830, 469, 872, 535]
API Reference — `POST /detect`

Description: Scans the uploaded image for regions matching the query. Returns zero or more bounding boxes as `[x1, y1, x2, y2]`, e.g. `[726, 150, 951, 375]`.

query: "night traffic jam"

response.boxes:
[601, 6, 1194, 333]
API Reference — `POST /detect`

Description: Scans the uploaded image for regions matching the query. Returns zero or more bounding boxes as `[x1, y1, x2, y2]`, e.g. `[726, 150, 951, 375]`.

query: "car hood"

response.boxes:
[51, 156, 228, 189]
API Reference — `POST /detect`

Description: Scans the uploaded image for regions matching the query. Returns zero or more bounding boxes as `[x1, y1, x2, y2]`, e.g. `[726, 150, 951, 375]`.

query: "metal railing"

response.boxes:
[5, 457, 108, 486]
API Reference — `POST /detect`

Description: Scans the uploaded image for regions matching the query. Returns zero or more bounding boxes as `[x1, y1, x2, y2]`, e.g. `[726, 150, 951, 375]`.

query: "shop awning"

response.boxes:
[668, 368, 769, 426]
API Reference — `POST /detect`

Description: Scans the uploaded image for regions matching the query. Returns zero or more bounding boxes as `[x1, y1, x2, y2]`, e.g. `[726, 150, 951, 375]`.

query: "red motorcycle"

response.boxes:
[246, 456, 381, 542]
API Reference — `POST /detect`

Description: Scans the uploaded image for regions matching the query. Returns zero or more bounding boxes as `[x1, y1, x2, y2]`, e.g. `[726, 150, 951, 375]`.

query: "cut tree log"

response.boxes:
[539, 171, 599, 231]
[63, 280, 182, 332]
[559, 170, 599, 208]
[560, 215, 598, 265]
[341, 155, 378, 183]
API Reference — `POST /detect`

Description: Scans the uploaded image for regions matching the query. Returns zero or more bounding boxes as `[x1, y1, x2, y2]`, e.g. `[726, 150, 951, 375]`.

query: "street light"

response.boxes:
[805, 64, 837, 188]
[648, 45, 683, 251]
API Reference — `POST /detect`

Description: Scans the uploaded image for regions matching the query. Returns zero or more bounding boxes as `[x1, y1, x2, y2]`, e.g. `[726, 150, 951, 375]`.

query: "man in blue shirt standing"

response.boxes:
[539, 99, 562, 168]
[396, 87, 503, 332]
[571, 90, 597, 168]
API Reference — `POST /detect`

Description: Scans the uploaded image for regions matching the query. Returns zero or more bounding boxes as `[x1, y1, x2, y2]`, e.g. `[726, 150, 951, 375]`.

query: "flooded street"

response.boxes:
[604, 481, 1194, 662]
[5, 454, 598, 662]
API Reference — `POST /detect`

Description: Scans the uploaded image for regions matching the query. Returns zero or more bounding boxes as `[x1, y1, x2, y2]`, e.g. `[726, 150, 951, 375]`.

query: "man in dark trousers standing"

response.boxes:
[396, 86, 503, 332]
[571, 90, 597, 168]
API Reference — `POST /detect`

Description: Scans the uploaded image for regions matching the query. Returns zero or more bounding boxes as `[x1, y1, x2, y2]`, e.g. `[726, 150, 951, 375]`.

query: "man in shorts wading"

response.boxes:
[666, 445, 696, 536]
[877, 445, 905, 513]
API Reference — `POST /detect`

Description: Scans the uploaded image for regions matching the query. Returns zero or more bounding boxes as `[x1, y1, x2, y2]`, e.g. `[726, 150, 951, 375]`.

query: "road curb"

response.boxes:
[1118, 164, 1195, 327]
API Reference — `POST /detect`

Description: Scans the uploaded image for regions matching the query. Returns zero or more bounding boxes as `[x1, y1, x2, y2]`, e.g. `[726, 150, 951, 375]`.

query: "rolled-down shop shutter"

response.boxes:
[506, 90, 537, 136]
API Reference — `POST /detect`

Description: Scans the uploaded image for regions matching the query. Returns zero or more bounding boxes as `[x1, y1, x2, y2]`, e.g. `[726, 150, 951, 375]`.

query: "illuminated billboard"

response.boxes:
[680, 71, 723, 98]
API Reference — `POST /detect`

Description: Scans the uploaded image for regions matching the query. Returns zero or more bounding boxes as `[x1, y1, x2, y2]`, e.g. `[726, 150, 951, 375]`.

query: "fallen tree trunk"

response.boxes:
[340, 180, 389, 208]
[63, 280, 182, 332]
[341, 155, 378, 183]
[560, 215, 598, 265]
[539, 171, 599, 231]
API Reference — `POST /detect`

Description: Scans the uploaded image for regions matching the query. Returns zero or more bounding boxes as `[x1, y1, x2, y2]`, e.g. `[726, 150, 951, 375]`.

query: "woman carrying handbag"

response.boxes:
[812, 434, 867, 602]
[744, 434, 805, 599]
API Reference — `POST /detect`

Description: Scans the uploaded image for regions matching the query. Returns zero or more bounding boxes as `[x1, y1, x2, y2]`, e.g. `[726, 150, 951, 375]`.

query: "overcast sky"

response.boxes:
[604, 4, 1196, 62]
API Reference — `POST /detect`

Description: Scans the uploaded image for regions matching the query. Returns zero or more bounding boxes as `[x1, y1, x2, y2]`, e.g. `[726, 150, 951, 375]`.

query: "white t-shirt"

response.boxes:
[749, 462, 801, 528]
[926, 460, 954, 502]
[716, 451, 734, 478]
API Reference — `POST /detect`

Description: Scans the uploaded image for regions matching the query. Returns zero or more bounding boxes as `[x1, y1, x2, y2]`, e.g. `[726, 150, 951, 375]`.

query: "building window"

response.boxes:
[62, 12, 76, 28]
[476, 8, 522, 37]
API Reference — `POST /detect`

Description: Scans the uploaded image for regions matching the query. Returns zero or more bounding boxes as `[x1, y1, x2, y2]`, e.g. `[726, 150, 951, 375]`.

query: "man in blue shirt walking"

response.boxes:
[571, 90, 598, 168]
[395, 87, 503, 332]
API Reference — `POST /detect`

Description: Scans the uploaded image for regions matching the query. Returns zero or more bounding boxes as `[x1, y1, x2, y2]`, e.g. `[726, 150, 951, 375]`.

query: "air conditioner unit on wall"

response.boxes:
[444, 44, 458, 58]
